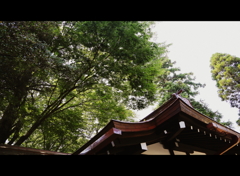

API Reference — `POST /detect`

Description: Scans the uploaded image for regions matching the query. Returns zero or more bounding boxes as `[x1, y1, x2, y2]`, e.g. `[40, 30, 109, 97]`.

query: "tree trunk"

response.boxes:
[0, 103, 19, 143]
[14, 119, 43, 146]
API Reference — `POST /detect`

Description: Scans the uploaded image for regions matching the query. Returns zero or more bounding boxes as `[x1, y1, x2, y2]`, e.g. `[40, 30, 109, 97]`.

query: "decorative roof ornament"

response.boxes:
[172, 89, 193, 107]
[171, 89, 184, 99]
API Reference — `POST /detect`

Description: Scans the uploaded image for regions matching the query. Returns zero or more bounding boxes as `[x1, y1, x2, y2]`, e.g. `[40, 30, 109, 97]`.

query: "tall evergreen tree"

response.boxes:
[210, 53, 240, 126]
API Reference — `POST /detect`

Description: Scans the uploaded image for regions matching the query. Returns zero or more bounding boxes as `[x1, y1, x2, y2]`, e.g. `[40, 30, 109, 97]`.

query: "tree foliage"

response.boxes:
[22, 84, 136, 153]
[156, 58, 204, 105]
[0, 21, 168, 152]
[210, 53, 240, 125]
[156, 58, 233, 128]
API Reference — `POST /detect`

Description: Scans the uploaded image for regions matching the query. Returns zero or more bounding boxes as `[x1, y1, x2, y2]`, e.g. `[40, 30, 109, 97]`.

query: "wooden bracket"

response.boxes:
[165, 121, 186, 143]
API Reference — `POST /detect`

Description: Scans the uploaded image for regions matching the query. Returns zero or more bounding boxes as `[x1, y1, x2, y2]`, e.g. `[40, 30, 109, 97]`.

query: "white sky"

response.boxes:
[134, 21, 240, 132]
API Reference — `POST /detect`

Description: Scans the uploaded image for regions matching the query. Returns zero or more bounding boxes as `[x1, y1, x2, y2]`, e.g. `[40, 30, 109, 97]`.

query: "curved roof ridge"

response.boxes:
[139, 97, 176, 121]
[178, 97, 240, 136]
[140, 91, 182, 122]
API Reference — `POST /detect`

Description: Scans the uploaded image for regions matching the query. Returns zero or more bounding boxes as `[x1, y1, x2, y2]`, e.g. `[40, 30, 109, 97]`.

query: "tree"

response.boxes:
[0, 21, 168, 151]
[21, 84, 136, 153]
[0, 21, 60, 145]
[210, 53, 240, 125]
[156, 58, 233, 128]
[156, 58, 204, 105]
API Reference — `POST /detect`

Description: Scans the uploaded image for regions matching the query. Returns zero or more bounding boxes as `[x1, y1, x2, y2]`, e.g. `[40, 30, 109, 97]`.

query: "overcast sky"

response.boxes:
[134, 21, 240, 132]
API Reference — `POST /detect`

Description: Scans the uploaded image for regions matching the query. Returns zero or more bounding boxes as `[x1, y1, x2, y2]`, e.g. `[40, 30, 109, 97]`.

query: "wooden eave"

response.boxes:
[0, 144, 70, 155]
[73, 96, 240, 155]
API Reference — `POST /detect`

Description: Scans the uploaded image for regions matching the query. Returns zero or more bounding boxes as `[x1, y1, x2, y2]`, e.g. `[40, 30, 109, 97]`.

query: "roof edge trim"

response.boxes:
[179, 99, 240, 135]
[207, 122, 240, 155]
[72, 127, 122, 155]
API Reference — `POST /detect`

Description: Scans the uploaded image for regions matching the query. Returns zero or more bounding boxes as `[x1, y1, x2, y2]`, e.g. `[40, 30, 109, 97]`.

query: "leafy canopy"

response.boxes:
[210, 53, 240, 125]
[0, 21, 168, 152]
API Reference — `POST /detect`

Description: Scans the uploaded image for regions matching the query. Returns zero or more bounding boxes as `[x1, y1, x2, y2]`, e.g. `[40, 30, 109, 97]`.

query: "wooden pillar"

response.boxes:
[168, 148, 175, 155]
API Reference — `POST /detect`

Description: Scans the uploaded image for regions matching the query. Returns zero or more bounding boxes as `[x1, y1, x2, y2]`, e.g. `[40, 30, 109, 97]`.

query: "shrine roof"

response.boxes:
[73, 90, 240, 155]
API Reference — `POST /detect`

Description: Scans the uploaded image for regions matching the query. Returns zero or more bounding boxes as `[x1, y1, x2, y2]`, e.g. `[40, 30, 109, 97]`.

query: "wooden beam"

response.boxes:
[214, 135, 239, 155]
[114, 133, 160, 147]
[163, 141, 193, 154]
[173, 142, 214, 155]
[116, 142, 148, 155]
[207, 122, 237, 138]
[168, 148, 175, 155]
[102, 147, 124, 155]
[165, 121, 186, 143]
[0, 144, 69, 155]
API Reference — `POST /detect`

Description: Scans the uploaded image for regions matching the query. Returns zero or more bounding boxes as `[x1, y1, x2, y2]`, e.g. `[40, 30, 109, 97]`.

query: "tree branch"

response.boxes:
[47, 79, 60, 107]
[13, 85, 79, 146]
[52, 97, 101, 115]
